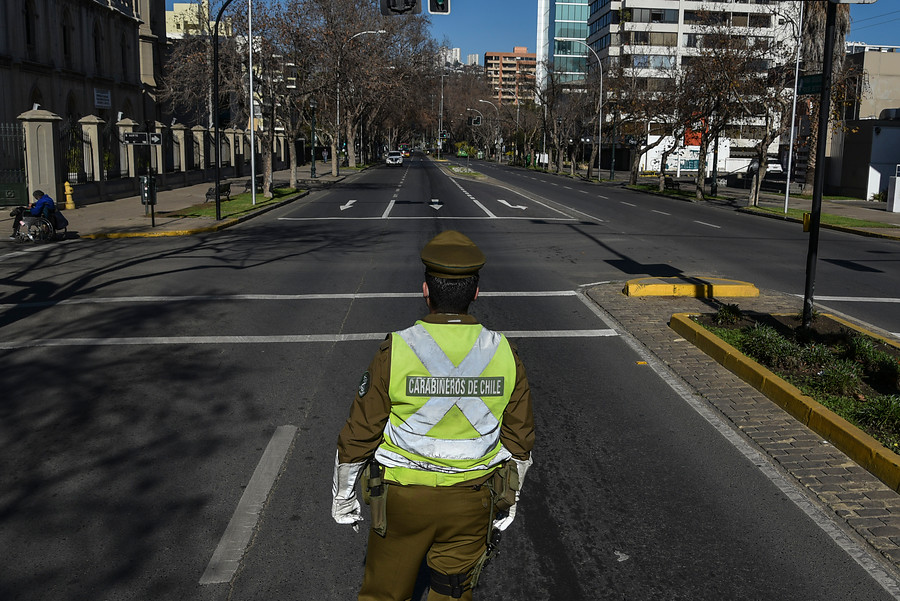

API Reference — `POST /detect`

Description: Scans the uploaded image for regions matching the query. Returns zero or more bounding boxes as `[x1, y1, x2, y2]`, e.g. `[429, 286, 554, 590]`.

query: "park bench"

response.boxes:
[205, 182, 231, 202]
[664, 176, 680, 191]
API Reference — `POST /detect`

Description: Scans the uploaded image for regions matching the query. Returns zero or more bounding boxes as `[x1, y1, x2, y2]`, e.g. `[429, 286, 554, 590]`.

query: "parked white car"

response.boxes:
[386, 151, 403, 166]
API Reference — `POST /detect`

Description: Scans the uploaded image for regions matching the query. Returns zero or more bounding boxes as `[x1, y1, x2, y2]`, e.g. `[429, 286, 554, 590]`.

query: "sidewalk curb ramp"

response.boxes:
[670, 311, 900, 493]
[624, 276, 759, 298]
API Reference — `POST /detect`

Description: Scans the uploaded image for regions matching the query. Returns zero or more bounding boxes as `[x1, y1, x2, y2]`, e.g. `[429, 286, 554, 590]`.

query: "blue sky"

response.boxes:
[165, 1, 899, 55]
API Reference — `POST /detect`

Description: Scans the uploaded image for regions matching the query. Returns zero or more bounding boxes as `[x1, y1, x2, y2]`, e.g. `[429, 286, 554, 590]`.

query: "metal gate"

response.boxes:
[0, 122, 27, 206]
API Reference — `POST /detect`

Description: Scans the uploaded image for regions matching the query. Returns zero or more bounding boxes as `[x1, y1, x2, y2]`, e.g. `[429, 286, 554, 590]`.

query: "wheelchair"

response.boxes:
[12, 207, 67, 243]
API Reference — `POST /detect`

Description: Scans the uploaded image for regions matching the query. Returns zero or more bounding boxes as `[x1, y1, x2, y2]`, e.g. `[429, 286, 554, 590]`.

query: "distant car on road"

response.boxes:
[386, 150, 403, 166]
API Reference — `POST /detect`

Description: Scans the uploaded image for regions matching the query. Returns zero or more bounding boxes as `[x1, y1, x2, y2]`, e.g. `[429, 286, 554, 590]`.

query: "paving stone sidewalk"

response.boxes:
[585, 283, 900, 572]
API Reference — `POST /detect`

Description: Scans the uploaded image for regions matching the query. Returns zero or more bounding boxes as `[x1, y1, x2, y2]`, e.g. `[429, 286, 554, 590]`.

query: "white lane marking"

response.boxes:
[620, 201, 636, 207]
[695, 220, 721, 229]
[497, 199, 527, 210]
[447, 177, 496, 218]
[486, 184, 575, 218]
[652, 210, 671, 216]
[1, 330, 618, 350]
[563, 186, 572, 190]
[279, 216, 578, 222]
[813, 296, 900, 304]
[0, 290, 580, 310]
[199, 425, 297, 585]
[340, 200, 356, 211]
[381, 199, 395, 218]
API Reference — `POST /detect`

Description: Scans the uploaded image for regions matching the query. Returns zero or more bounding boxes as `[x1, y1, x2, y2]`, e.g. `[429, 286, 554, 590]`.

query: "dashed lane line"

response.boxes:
[199, 425, 297, 585]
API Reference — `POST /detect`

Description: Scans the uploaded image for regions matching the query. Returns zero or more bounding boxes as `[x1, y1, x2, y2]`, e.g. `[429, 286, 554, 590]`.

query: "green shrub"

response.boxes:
[800, 343, 834, 368]
[740, 323, 798, 369]
[817, 359, 863, 396]
[714, 303, 742, 326]
[851, 395, 900, 431]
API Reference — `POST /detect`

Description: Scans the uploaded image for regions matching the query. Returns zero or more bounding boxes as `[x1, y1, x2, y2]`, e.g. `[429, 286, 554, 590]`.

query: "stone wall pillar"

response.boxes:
[171, 124, 188, 172]
[79, 115, 105, 183]
[225, 128, 238, 169]
[152, 122, 166, 174]
[192, 125, 207, 170]
[18, 108, 63, 203]
[117, 118, 138, 177]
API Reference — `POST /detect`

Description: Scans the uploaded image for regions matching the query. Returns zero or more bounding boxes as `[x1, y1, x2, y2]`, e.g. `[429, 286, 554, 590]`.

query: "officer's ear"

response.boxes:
[474, 286, 479, 301]
[422, 281, 429, 300]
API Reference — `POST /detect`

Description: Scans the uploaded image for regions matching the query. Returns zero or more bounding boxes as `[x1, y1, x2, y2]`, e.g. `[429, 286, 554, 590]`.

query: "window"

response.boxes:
[631, 8, 677, 24]
[61, 11, 73, 67]
[93, 23, 103, 72]
[749, 14, 771, 28]
[24, 0, 36, 53]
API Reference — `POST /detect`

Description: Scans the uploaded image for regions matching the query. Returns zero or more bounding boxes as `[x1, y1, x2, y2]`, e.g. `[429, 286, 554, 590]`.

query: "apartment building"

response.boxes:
[536, 0, 591, 91]
[586, 0, 800, 170]
[484, 47, 537, 105]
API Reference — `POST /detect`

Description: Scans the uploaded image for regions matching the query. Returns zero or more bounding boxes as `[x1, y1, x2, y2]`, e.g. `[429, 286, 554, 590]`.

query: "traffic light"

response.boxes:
[380, 0, 421, 15]
[468, 116, 481, 126]
[429, 0, 450, 14]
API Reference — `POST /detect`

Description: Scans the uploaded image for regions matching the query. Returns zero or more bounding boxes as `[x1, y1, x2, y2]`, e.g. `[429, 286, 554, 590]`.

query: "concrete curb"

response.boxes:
[624, 276, 758, 298]
[80, 190, 311, 239]
[736, 207, 900, 241]
[670, 312, 900, 493]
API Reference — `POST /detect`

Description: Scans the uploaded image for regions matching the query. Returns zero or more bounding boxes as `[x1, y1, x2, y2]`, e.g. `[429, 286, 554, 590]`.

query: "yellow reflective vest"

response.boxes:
[375, 320, 517, 486]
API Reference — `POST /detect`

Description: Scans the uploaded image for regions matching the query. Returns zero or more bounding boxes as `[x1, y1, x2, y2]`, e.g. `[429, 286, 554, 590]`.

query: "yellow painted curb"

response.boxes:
[624, 276, 759, 298]
[670, 312, 900, 492]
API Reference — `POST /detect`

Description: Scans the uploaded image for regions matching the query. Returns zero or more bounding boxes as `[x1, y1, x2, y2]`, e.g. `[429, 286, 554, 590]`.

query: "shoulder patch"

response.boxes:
[358, 371, 371, 397]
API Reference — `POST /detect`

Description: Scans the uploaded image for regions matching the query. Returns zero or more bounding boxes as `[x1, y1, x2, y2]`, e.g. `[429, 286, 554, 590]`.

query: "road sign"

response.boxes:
[798, 73, 822, 96]
[148, 133, 162, 145]
[123, 132, 149, 145]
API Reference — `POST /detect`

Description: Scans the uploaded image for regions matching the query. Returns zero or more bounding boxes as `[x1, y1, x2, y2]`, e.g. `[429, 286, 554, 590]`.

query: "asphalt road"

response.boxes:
[1, 155, 899, 600]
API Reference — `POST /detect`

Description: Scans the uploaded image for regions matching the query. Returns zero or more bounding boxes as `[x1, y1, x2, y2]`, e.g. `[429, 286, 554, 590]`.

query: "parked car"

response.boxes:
[386, 150, 403, 166]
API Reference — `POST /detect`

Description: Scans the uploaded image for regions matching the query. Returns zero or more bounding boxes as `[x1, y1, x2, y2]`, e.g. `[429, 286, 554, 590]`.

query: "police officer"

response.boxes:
[332, 230, 535, 601]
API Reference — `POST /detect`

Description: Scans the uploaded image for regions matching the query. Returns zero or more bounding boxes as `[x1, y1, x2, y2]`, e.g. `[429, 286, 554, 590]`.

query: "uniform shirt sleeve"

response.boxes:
[336, 337, 392, 464]
[500, 342, 535, 461]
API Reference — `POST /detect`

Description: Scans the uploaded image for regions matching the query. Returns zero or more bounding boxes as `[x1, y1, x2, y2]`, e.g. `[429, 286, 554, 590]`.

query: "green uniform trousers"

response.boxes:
[358, 482, 492, 601]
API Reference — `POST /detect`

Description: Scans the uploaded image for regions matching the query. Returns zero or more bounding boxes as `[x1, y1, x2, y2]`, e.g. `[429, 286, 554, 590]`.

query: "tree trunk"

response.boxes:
[695, 137, 710, 201]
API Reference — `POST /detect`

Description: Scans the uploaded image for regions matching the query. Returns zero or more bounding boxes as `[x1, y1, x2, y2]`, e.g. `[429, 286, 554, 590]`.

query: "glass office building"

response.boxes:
[536, 0, 590, 91]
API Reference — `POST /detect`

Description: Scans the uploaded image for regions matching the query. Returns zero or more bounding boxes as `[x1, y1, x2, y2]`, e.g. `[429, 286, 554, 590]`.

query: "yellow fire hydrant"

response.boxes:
[64, 181, 76, 210]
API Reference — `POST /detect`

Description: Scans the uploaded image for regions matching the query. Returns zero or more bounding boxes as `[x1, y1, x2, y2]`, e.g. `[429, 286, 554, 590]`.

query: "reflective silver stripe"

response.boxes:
[388, 324, 505, 461]
[375, 444, 511, 473]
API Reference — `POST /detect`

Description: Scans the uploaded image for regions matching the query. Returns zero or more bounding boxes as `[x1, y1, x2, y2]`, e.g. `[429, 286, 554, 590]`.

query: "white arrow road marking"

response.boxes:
[340, 200, 356, 211]
[498, 199, 527, 210]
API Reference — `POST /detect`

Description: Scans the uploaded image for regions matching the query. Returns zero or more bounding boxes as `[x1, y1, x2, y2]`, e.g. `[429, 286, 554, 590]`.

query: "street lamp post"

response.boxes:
[336, 30, 386, 176]
[477, 99, 499, 162]
[310, 98, 317, 179]
[573, 40, 602, 180]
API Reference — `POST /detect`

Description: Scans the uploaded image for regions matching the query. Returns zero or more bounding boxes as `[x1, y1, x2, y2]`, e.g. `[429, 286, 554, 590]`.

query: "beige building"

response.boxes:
[844, 44, 900, 121]
[0, 0, 167, 126]
[484, 46, 536, 105]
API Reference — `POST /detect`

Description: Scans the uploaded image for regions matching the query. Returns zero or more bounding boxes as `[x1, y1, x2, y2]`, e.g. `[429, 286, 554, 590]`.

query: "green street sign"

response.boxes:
[798, 73, 822, 96]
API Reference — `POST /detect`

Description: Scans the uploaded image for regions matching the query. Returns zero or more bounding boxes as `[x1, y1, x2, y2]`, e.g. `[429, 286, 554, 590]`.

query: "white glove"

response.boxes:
[493, 494, 518, 531]
[492, 454, 533, 531]
[331, 451, 366, 526]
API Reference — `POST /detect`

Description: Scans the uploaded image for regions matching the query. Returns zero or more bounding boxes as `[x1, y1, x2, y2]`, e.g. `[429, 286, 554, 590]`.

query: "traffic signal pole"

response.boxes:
[802, 1, 837, 328]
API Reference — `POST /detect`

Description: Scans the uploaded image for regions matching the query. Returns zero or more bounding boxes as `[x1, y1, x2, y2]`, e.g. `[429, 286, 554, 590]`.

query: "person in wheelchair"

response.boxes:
[10, 190, 55, 239]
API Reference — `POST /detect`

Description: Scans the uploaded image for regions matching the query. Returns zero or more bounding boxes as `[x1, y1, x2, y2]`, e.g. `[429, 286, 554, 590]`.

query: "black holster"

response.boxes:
[361, 460, 388, 537]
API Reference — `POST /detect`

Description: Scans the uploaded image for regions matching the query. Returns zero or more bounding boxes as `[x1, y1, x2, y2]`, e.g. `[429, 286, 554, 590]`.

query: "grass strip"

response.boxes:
[167, 187, 299, 219]
[747, 206, 897, 229]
